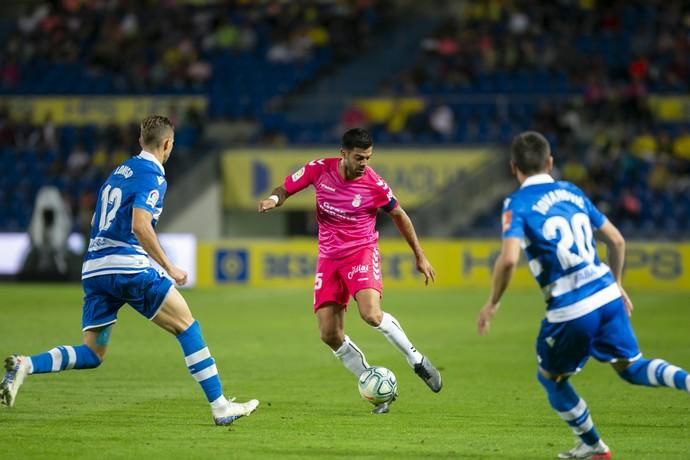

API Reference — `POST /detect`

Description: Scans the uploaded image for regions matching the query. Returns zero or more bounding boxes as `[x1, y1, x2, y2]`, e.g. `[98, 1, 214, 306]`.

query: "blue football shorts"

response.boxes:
[536, 297, 641, 376]
[81, 268, 174, 331]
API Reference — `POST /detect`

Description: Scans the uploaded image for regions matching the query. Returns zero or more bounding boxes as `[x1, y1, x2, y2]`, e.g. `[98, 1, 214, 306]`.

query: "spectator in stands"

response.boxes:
[672, 128, 690, 161]
[0, 105, 16, 146]
[630, 129, 658, 161]
[648, 157, 672, 192]
[428, 101, 455, 140]
[66, 143, 89, 177]
[340, 104, 369, 131]
[42, 114, 58, 151]
[15, 114, 41, 150]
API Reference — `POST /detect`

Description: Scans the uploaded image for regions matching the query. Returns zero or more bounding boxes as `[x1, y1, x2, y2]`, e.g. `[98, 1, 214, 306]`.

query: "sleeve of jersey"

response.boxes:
[283, 162, 316, 195]
[501, 199, 524, 239]
[373, 177, 398, 212]
[133, 174, 166, 215]
[585, 196, 607, 229]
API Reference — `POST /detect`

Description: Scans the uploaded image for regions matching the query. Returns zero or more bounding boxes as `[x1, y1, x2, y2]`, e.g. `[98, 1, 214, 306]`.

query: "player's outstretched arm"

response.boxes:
[388, 206, 436, 285]
[132, 208, 187, 286]
[258, 186, 289, 213]
[595, 220, 633, 315]
[478, 237, 521, 335]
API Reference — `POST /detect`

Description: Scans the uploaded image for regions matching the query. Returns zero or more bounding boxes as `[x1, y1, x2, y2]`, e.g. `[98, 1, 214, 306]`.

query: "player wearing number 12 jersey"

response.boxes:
[258, 128, 442, 414]
[477, 131, 689, 459]
[1, 116, 259, 425]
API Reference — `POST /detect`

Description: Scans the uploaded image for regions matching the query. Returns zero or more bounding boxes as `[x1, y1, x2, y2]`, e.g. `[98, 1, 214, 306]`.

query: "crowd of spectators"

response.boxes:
[1, 0, 689, 238]
[0, 0, 389, 232]
[553, 114, 690, 237]
[1, 0, 385, 95]
[400, 0, 689, 95]
[0, 104, 204, 233]
[329, 0, 690, 237]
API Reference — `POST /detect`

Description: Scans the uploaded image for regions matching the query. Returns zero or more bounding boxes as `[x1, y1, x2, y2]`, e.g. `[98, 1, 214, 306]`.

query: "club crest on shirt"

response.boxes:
[352, 194, 362, 207]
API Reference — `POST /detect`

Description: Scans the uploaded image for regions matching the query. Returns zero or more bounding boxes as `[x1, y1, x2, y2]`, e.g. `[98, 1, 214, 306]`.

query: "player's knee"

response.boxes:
[82, 344, 105, 368]
[615, 359, 643, 384]
[537, 369, 568, 390]
[172, 318, 194, 336]
[359, 308, 382, 327]
[320, 330, 344, 349]
[611, 359, 633, 375]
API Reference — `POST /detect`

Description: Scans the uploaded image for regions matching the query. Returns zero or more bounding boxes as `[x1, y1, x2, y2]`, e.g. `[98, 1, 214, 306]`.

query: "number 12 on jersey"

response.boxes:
[98, 185, 122, 231]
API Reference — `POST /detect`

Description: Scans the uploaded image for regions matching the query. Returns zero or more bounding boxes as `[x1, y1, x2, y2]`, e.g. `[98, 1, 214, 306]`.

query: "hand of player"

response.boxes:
[619, 285, 634, 316]
[477, 301, 500, 336]
[167, 266, 188, 286]
[258, 199, 277, 213]
[416, 255, 436, 285]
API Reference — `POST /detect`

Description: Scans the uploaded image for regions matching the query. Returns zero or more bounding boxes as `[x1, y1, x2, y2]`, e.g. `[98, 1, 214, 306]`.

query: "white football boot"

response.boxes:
[558, 440, 611, 459]
[213, 398, 260, 426]
[1, 355, 30, 408]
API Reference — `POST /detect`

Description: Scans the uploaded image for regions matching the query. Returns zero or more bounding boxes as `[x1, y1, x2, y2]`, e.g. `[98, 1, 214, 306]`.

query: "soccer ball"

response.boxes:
[358, 367, 397, 404]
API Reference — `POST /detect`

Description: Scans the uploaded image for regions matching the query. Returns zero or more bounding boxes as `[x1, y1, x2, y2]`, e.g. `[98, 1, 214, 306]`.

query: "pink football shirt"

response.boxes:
[283, 157, 398, 259]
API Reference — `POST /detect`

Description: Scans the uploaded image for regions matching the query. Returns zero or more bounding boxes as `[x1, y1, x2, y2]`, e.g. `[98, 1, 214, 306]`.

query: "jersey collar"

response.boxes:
[137, 150, 165, 175]
[521, 173, 553, 188]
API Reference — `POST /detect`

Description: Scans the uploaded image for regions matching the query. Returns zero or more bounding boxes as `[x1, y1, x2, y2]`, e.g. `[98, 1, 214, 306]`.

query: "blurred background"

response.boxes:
[0, 0, 689, 290]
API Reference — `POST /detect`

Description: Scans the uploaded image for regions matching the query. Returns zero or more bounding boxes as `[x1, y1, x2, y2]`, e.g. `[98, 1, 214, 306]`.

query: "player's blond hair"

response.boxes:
[140, 115, 174, 148]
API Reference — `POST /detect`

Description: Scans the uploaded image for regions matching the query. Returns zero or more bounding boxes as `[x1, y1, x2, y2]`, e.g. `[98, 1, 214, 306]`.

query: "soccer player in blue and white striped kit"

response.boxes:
[478, 131, 689, 459]
[1, 115, 259, 425]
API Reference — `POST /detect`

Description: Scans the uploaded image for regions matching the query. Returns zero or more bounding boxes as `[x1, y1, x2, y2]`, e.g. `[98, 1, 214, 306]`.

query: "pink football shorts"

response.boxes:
[313, 246, 383, 311]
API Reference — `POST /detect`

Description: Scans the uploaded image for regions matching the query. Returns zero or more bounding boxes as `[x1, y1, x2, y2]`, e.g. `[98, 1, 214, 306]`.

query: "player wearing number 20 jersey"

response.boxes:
[478, 131, 690, 459]
[502, 175, 619, 323]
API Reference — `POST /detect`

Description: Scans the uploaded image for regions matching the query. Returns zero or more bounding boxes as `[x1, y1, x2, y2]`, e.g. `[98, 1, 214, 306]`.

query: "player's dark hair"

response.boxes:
[342, 128, 373, 150]
[140, 115, 174, 148]
[511, 131, 551, 174]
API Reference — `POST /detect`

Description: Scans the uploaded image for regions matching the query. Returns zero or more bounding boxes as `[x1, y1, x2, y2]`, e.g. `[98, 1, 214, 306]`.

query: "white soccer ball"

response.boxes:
[358, 367, 398, 404]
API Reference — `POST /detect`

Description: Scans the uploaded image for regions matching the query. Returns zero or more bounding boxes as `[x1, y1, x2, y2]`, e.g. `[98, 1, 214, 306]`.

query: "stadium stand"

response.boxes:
[0, 0, 688, 239]
[0, 0, 387, 232]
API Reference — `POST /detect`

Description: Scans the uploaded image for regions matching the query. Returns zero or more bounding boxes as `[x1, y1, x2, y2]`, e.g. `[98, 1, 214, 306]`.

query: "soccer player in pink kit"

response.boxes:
[258, 128, 442, 413]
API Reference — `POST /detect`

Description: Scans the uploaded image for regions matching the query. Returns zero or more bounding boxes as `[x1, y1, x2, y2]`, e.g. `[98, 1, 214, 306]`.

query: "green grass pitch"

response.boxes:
[0, 284, 688, 459]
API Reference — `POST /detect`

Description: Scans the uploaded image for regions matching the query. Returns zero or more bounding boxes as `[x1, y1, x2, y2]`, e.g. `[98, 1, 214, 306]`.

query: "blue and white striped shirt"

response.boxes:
[502, 174, 620, 322]
[81, 151, 167, 279]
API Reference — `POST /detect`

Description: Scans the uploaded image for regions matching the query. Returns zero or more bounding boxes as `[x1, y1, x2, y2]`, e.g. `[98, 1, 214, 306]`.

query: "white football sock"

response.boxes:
[333, 336, 370, 377]
[376, 312, 423, 367]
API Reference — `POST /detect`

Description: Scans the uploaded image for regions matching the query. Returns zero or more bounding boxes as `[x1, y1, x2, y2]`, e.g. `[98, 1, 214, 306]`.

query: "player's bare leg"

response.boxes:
[355, 288, 442, 392]
[153, 287, 259, 425]
[316, 303, 389, 413]
[317, 303, 370, 375]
